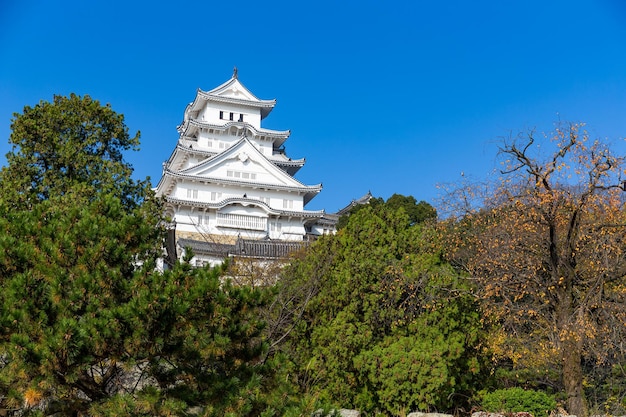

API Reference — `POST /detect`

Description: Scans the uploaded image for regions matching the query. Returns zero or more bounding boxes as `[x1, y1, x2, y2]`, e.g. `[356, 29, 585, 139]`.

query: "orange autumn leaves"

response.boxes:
[443, 123, 626, 417]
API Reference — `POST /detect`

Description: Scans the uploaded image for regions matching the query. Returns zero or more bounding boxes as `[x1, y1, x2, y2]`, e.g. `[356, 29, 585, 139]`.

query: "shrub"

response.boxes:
[481, 387, 556, 417]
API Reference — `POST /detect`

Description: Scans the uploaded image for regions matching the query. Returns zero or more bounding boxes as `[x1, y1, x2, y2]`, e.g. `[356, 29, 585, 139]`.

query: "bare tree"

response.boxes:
[444, 123, 626, 417]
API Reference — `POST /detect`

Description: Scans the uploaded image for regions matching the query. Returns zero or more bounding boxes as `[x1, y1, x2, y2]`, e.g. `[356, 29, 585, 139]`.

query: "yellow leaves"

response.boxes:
[23, 387, 43, 407]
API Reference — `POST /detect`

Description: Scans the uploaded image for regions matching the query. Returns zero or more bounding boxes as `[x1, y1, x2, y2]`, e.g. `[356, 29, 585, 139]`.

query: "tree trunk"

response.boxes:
[556, 281, 587, 417]
[562, 338, 587, 417]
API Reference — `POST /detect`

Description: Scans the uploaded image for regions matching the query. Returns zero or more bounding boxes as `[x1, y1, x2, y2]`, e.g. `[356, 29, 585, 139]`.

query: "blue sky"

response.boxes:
[2, 1, 626, 212]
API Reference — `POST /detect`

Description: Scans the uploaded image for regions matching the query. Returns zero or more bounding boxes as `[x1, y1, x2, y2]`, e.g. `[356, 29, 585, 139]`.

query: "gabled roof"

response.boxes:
[165, 139, 304, 176]
[336, 191, 374, 215]
[184, 74, 276, 122]
[180, 136, 314, 188]
[156, 136, 322, 205]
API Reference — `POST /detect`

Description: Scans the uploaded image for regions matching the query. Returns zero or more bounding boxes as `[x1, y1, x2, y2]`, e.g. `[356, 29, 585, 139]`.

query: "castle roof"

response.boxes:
[184, 74, 276, 123]
[156, 136, 322, 205]
[164, 196, 324, 218]
[181, 120, 291, 148]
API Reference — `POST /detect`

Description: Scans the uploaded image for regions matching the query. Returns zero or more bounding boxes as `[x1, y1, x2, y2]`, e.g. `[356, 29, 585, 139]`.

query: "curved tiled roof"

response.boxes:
[165, 196, 325, 218]
[336, 191, 374, 215]
[197, 91, 276, 109]
[181, 120, 290, 141]
[164, 169, 320, 195]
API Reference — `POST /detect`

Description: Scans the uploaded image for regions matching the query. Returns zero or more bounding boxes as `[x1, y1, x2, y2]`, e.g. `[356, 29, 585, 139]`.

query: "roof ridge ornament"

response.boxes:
[233, 66, 238, 79]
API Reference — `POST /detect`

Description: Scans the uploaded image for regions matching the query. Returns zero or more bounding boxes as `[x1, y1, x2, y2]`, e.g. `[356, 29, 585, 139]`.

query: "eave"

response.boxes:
[165, 196, 325, 218]
[162, 169, 322, 204]
[181, 120, 290, 144]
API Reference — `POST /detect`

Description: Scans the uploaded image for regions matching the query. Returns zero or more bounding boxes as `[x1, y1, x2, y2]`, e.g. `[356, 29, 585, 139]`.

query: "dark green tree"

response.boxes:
[271, 201, 482, 415]
[336, 194, 436, 229]
[89, 255, 272, 417]
[0, 95, 274, 416]
[385, 193, 437, 225]
[1, 94, 146, 209]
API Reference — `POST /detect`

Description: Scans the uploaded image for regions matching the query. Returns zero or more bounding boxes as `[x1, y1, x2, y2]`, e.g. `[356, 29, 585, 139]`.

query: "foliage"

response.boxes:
[0, 95, 275, 416]
[481, 388, 556, 417]
[102, 256, 271, 417]
[385, 193, 438, 225]
[336, 193, 436, 229]
[584, 359, 626, 416]
[1, 93, 146, 209]
[273, 200, 483, 415]
[443, 122, 626, 417]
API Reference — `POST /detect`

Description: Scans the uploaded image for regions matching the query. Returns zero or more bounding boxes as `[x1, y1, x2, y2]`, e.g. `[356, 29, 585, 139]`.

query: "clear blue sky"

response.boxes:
[2, 0, 626, 212]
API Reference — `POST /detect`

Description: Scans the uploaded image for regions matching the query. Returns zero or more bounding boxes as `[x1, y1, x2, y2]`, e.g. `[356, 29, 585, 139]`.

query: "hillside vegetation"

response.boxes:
[1, 96, 625, 416]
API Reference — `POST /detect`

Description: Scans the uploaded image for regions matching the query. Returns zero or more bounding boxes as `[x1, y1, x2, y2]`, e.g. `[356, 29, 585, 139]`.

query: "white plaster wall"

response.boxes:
[199, 101, 261, 129]
[309, 224, 334, 236]
[272, 191, 305, 211]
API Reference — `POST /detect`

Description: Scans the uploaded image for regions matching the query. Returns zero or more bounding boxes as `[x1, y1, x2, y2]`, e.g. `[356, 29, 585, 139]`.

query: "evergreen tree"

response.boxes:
[0, 95, 274, 416]
[336, 194, 436, 229]
[272, 201, 482, 415]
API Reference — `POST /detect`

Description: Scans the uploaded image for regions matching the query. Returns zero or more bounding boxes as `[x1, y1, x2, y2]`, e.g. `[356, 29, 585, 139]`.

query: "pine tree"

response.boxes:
[0, 94, 274, 416]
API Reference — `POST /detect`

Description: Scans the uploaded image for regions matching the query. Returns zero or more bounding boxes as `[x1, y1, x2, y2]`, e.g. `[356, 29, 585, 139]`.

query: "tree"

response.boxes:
[0, 94, 161, 414]
[386, 193, 437, 225]
[1, 94, 146, 210]
[272, 200, 482, 415]
[444, 123, 626, 417]
[336, 193, 436, 229]
[94, 254, 272, 417]
[0, 95, 275, 416]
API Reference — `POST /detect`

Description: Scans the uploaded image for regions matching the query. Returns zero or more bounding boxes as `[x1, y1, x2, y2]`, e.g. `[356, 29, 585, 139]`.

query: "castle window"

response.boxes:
[229, 112, 234, 121]
[216, 213, 267, 231]
[283, 199, 293, 209]
[186, 189, 198, 199]
[219, 111, 224, 119]
[227, 170, 256, 180]
[238, 114, 244, 122]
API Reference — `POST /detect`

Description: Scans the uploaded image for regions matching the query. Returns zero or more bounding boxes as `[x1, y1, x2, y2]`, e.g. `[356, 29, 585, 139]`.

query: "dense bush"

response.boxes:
[481, 387, 556, 417]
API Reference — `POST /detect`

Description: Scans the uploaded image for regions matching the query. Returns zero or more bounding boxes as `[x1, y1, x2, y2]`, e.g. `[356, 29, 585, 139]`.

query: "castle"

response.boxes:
[155, 70, 336, 267]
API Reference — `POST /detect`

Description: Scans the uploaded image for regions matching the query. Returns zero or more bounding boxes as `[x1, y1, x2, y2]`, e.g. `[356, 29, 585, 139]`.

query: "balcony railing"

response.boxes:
[216, 213, 267, 231]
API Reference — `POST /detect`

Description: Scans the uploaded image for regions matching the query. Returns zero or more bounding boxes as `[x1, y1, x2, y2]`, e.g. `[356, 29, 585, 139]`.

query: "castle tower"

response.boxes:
[155, 70, 331, 266]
